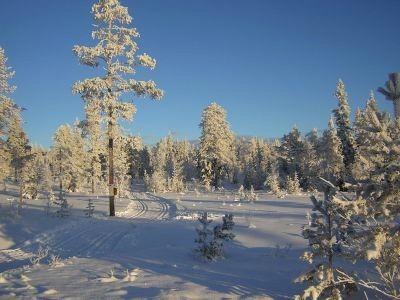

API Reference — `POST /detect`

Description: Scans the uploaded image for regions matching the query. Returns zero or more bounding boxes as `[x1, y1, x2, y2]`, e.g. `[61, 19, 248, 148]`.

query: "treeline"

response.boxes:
[2, 36, 398, 201]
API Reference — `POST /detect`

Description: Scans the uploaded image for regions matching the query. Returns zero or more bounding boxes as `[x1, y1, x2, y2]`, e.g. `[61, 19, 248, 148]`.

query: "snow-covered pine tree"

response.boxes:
[295, 181, 356, 299]
[0, 142, 11, 191]
[243, 138, 271, 190]
[7, 112, 33, 210]
[352, 92, 390, 181]
[113, 127, 131, 196]
[238, 185, 246, 201]
[334, 108, 400, 298]
[147, 135, 187, 193]
[55, 190, 70, 218]
[247, 185, 258, 202]
[199, 102, 235, 188]
[80, 99, 103, 194]
[175, 140, 197, 183]
[20, 147, 48, 199]
[319, 118, 345, 186]
[52, 124, 86, 193]
[0, 47, 17, 191]
[195, 212, 215, 260]
[211, 214, 235, 258]
[265, 163, 284, 198]
[332, 79, 357, 176]
[169, 163, 185, 193]
[125, 135, 143, 181]
[285, 172, 301, 194]
[145, 169, 166, 193]
[73, 0, 163, 216]
[85, 198, 95, 218]
[0, 47, 17, 134]
[278, 126, 305, 188]
[302, 130, 320, 190]
[195, 212, 235, 261]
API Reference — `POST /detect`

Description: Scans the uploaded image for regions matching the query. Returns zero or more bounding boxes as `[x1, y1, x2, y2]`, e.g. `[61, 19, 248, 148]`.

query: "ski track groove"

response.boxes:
[127, 192, 169, 221]
[0, 192, 171, 267]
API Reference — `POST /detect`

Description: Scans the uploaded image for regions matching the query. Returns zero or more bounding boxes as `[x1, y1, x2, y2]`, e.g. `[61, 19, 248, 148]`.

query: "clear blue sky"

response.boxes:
[1, 0, 399, 147]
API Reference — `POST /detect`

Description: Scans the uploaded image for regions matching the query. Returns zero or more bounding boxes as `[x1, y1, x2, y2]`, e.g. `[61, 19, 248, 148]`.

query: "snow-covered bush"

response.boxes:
[49, 254, 64, 268]
[29, 245, 50, 265]
[238, 185, 258, 201]
[195, 212, 235, 261]
[237, 185, 246, 200]
[247, 185, 258, 202]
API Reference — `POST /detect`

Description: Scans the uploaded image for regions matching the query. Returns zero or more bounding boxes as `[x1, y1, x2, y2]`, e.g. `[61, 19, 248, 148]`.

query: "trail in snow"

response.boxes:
[117, 192, 173, 221]
[0, 192, 173, 271]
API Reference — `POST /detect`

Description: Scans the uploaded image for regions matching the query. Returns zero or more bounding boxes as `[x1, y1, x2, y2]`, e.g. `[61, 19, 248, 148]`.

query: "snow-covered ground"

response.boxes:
[0, 185, 315, 299]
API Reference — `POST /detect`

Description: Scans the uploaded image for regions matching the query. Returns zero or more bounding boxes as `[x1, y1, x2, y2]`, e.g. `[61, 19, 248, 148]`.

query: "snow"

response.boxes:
[0, 185, 314, 299]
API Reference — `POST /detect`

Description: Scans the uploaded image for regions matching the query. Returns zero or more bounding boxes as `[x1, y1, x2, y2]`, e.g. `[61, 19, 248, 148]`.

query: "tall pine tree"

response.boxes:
[73, 0, 163, 216]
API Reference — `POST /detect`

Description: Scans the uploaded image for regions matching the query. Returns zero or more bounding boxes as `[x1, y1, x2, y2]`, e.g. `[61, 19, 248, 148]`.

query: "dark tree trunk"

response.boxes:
[91, 160, 95, 195]
[108, 111, 115, 217]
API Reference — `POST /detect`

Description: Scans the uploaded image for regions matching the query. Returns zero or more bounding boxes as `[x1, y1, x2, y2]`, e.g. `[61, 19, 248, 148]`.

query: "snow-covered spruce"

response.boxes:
[199, 103, 235, 189]
[294, 180, 357, 300]
[333, 79, 357, 177]
[285, 172, 301, 195]
[55, 190, 70, 218]
[195, 212, 235, 261]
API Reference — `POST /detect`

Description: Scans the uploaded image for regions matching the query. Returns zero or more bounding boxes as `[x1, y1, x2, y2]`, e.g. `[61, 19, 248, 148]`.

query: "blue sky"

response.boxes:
[1, 0, 399, 147]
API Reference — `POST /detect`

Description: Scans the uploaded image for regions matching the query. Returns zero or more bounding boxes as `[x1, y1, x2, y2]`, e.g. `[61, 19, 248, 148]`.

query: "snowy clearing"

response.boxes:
[0, 185, 318, 299]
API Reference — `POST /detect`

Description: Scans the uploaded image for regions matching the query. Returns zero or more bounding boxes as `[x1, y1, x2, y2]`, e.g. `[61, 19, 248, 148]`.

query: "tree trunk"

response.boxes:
[394, 99, 400, 120]
[91, 161, 95, 195]
[212, 160, 219, 188]
[91, 176, 95, 195]
[324, 188, 334, 285]
[108, 112, 115, 217]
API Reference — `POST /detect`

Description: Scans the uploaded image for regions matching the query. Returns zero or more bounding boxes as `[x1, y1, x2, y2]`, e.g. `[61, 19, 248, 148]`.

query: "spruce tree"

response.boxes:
[73, 0, 163, 216]
[319, 118, 345, 185]
[332, 79, 356, 175]
[0, 47, 16, 190]
[265, 163, 283, 198]
[0, 47, 17, 135]
[295, 182, 356, 299]
[279, 127, 305, 187]
[336, 110, 400, 298]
